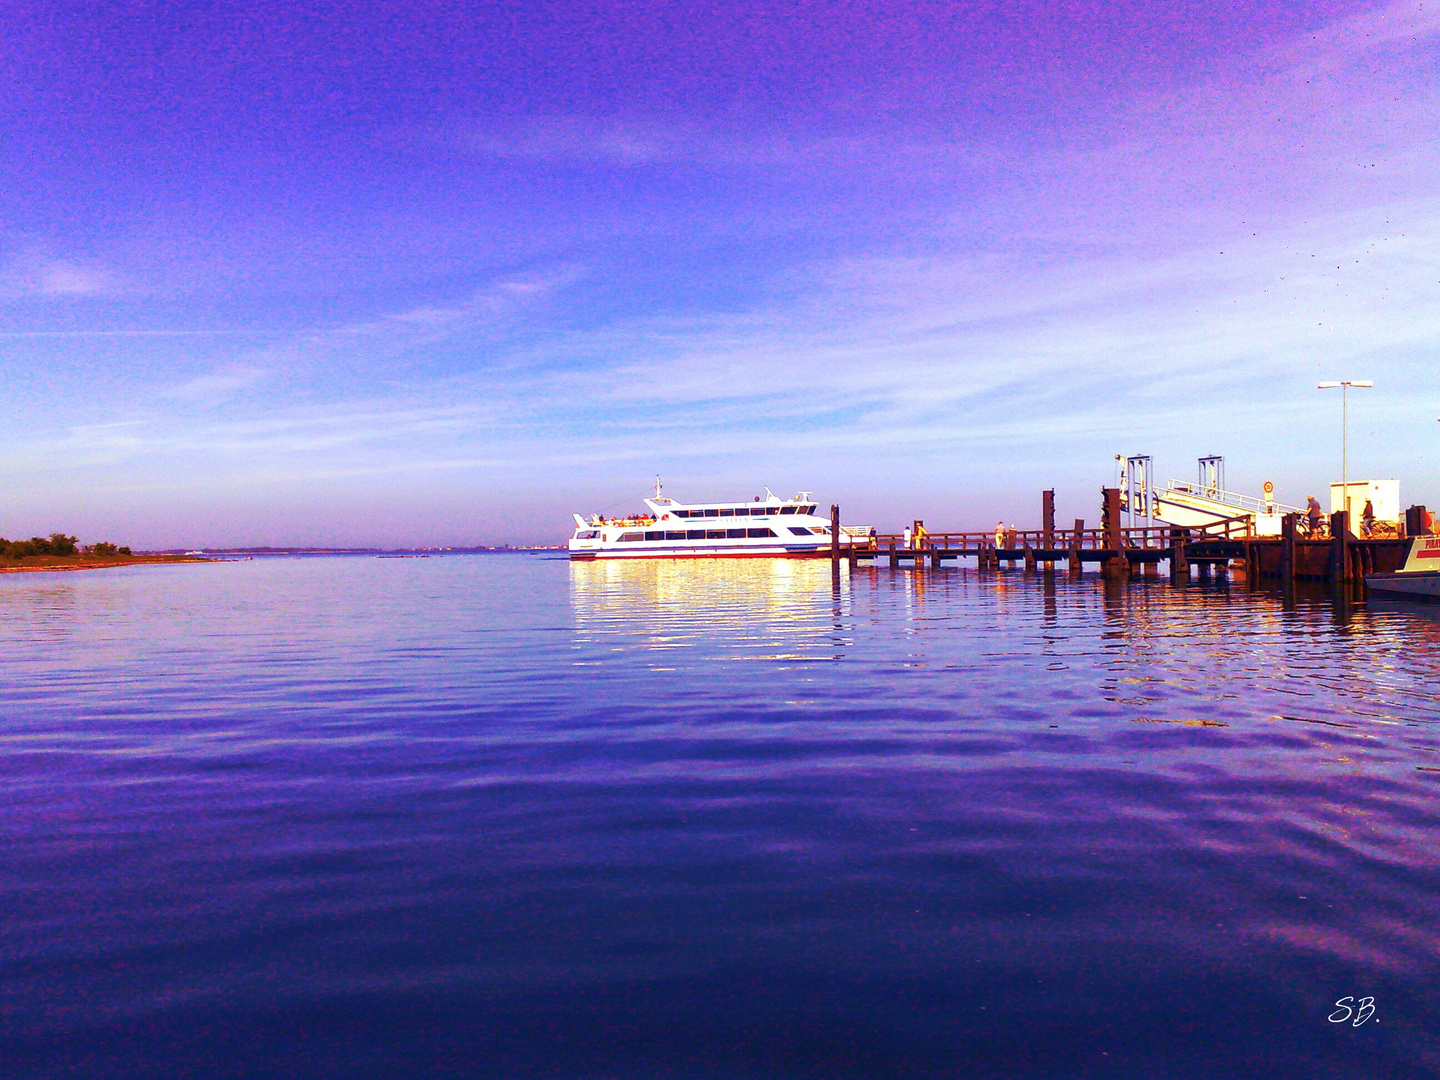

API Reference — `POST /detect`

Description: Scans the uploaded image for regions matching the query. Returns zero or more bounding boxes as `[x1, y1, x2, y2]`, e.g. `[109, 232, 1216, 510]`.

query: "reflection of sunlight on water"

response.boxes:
[569, 558, 854, 661]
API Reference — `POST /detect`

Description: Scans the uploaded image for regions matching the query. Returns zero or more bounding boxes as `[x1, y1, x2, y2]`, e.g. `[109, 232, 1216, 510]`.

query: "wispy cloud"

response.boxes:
[0, 249, 123, 298]
[166, 367, 268, 405]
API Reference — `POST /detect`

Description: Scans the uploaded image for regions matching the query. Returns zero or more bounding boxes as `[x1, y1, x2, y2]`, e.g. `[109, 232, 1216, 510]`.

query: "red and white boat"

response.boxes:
[568, 482, 865, 560]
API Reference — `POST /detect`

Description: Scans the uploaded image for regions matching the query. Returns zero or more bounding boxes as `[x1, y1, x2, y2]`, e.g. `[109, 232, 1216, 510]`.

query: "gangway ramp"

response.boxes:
[1152, 480, 1300, 537]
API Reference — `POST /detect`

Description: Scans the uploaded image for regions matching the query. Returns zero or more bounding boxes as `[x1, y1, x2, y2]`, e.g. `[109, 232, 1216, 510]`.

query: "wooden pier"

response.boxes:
[829, 490, 1424, 586]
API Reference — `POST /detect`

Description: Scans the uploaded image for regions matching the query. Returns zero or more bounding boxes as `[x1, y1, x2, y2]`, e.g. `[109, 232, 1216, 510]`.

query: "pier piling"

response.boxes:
[1170, 530, 1188, 582]
[1280, 514, 1296, 582]
[1406, 505, 1427, 537]
[1042, 490, 1056, 571]
[1101, 488, 1127, 580]
[1329, 510, 1351, 583]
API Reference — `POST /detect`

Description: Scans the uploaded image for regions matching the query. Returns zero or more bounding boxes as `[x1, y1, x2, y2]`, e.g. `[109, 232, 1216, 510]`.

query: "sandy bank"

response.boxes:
[0, 555, 214, 575]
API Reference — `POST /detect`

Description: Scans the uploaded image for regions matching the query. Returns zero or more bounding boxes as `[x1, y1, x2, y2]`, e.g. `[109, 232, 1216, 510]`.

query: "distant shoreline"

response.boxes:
[0, 554, 213, 575]
[2, 549, 561, 574]
[146, 547, 561, 555]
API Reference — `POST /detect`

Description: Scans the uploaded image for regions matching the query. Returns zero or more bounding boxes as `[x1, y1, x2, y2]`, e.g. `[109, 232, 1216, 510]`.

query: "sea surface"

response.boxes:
[2, 554, 1437, 1079]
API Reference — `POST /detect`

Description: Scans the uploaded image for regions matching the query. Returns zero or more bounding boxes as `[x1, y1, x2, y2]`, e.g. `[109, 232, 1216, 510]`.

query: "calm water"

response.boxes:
[2, 555, 1437, 1078]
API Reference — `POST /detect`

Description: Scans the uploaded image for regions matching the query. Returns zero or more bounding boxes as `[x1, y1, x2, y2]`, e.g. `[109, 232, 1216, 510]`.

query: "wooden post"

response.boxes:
[1280, 513, 1296, 582]
[830, 505, 840, 565]
[1405, 505, 1427, 538]
[1101, 487, 1127, 579]
[1042, 489, 1055, 571]
[1329, 510, 1350, 583]
[1069, 518, 1083, 574]
[1023, 544, 1036, 573]
[888, 538, 898, 568]
[1170, 530, 1188, 582]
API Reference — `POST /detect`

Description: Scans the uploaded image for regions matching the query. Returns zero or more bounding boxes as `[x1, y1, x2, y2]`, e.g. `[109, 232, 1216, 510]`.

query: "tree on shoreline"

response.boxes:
[0, 534, 130, 558]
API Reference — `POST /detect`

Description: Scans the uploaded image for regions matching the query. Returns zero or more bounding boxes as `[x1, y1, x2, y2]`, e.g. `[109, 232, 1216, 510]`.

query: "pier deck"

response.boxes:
[828, 492, 1423, 586]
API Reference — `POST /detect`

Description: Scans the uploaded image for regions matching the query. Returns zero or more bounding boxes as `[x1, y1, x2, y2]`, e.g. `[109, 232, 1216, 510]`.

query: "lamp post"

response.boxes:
[1317, 380, 1372, 518]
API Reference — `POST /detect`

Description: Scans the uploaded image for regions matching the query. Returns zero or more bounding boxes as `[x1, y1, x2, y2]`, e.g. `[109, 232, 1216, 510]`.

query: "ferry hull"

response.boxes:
[1366, 571, 1440, 602]
[1364, 537, 1440, 601]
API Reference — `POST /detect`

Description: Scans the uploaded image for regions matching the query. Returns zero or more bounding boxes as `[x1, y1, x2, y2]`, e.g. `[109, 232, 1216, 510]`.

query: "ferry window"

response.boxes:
[780, 506, 797, 515]
[704, 508, 719, 517]
[666, 531, 687, 540]
[718, 508, 733, 517]
[576, 530, 599, 540]
[726, 528, 746, 538]
[788, 527, 812, 536]
[619, 532, 643, 542]
[747, 527, 774, 538]
[706, 529, 726, 539]
[803, 506, 817, 516]
[765, 507, 779, 515]
[645, 531, 663, 541]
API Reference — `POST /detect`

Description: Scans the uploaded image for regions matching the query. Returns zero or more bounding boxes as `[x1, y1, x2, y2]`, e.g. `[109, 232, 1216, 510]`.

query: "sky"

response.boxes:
[1, 0, 1437, 547]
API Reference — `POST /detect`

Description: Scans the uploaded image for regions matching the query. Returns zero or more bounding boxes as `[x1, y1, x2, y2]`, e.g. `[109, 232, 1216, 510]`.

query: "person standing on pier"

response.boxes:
[1361, 499, 1375, 537]
[994, 521, 1006, 550]
[1306, 495, 1324, 536]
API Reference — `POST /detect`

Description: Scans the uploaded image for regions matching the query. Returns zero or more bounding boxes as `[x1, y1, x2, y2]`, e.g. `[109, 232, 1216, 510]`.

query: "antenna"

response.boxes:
[655, 476, 662, 499]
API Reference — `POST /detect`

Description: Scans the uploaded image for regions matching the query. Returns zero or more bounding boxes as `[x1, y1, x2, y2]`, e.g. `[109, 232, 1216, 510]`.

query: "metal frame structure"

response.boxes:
[1120, 455, 1153, 529]
[1198, 456, 1224, 498]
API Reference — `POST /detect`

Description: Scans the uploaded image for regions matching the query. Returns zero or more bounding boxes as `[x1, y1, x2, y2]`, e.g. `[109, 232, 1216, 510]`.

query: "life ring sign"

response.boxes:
[1263, 480, 1275, 511]
[1263, 481, 1274, 495]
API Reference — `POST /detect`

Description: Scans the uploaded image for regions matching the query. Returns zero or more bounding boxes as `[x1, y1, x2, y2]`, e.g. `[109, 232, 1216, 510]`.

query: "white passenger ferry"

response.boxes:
[569, 483, 860, 560]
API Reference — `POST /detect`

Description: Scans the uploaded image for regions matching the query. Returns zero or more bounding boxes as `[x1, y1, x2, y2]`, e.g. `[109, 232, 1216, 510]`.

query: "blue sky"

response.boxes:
[1, 0, 1437, 546]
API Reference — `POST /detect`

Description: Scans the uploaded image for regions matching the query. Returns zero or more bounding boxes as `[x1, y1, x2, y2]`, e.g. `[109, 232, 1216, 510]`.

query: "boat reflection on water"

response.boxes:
[569, 556, 857, 662]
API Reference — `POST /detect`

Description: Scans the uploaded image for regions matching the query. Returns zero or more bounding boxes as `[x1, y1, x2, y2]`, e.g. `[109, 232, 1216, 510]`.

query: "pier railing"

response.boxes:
[861, 526, 1178, 552]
